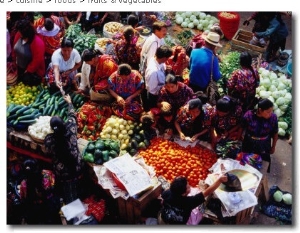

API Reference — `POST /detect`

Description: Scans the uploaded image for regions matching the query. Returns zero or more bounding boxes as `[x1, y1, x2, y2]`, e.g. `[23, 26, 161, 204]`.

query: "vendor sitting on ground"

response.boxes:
[157, 73, 195, 115]
[46, 37, 82, 93]
[175, 98, 214, 142]
[79, 48, 118, 97]
[108, 64, 144, 121]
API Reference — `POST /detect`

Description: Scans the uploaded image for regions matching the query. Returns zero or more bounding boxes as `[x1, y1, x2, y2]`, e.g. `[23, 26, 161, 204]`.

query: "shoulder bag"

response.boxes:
[205, 54, 220, 106]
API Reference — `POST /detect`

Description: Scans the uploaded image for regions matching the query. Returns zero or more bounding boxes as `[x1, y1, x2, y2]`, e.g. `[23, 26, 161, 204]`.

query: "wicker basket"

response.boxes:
[103, 22, 124, 38]
[90, 88, 114, 103]
[28, 132, 45, 144]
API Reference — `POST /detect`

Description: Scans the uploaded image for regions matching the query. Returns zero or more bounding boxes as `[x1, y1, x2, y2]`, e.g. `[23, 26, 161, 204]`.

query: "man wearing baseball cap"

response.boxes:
[189, 32, 222, 93]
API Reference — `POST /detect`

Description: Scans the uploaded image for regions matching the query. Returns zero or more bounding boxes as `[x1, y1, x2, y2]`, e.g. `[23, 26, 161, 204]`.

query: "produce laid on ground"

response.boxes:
[175, 11, 219, 31]
[100, 115, 150, 154]
[255, 67, 292, 137]
[7, 82, 43, 106]
[82, 138, 120, 165]
[7, 86, 86, 130]
[218, 51, 241, 96]
[65, 24, 98, 55]
[77, 103, 112, 141]
[139, 137, 218, 187]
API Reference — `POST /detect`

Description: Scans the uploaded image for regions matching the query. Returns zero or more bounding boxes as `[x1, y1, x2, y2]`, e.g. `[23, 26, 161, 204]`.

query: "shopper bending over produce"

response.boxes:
[46, 37, 82, 93]
[210, 96, 243, 150]
[175, 98, 214, 142]
[157, 73, 195, 115]
[158, 175, 227, 224]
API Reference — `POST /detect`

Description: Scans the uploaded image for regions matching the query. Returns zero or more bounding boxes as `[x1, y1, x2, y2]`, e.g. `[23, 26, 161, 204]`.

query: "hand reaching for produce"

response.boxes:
[63, 94, 72, 104]
[117, 96, 125, 106]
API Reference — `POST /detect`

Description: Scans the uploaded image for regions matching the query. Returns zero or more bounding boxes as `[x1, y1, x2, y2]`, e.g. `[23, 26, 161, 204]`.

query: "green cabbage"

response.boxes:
[282, 193, 292, 205]
[273, 190, 283, 202]
[278, 121, 288, 130]
[278, 128, 286, 136]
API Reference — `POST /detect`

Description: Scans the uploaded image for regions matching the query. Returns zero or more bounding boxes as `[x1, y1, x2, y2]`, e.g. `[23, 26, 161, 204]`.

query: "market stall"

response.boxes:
[6, 11, 293, 225]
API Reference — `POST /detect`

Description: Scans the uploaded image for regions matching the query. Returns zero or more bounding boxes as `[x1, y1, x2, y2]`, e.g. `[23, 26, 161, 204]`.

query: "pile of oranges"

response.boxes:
[139, 137, 218, 187]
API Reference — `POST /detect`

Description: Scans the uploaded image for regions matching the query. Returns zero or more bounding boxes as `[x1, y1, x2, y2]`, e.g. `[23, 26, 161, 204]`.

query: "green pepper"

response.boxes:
[83, 152, 94, 163]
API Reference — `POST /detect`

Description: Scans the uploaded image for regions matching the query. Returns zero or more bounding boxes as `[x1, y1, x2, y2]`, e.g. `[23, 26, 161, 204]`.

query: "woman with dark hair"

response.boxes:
[34, 12, 65, 36]
[12, 19, 45, 86]
[46, 37, 82, 92]
[19, 159, 60, 224]
[44, 94, 84, 204]
[159, 175, 227, 224]
[79, 48, 118, 95]
[108, 64, 144, 121]
[157, 73, 195, 114]
[175, 98, 214, 142]
[114, 26, 141, 70]
[210, 96, 243, 149]
[227, 51, 260, 112]
[36, 18, 62, 68]
[242, 98, 278, 174]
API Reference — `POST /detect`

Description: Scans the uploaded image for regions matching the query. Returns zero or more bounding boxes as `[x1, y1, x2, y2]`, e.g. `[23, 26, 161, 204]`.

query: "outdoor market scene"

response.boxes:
[6, 11, 293, 225]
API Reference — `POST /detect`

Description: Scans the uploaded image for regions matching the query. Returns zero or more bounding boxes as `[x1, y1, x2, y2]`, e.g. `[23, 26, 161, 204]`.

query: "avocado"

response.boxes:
[144, 139, 150, 147]
[94, 157, 103, 165]
[133, 135, 142, 143]
[109, 141, 120, 153]
[102, 150, 110, 162]
[138, 142, 146, 150]
[129, 148, 138, 156]
[86, 142, 95, 153]
[94, 149, 103, 160]
[109, 150, 119, 158]
[95, 140, 105, 150]
[131, 139, 139, 149]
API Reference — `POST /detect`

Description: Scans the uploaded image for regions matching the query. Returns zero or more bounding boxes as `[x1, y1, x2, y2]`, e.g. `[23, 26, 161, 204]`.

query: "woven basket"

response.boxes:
[90, 88, 114, 103]
[103, 22, 124, 38]
[28, 132, 45, 144]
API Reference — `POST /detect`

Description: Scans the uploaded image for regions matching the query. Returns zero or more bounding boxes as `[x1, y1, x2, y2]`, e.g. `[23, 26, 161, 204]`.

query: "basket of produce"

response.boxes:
[218, 12, 240, 40]
[94, 37, 111, 54]
[82, 138, 120, 166]
[28, 116, 53, 143]
[139, 27, 152, 37]
[7, 63, 18, 86]
[103, 22, 124, 38]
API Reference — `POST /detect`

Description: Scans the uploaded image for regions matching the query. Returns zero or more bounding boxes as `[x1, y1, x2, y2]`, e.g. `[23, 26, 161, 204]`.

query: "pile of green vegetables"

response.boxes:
[218, 51, 241, 96]
[255, 67, 292, 137]
[65, 24, 98, 55]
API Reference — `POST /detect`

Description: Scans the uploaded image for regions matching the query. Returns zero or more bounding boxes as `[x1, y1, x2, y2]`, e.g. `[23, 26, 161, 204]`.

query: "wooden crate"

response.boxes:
[203, 175, 267, 225]
[117, 183, 162, 224]
[231, 29, 266, 57]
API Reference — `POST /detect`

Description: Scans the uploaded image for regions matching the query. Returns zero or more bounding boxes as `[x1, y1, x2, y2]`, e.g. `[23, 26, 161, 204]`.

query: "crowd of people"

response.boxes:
[7, 11, 283, 225]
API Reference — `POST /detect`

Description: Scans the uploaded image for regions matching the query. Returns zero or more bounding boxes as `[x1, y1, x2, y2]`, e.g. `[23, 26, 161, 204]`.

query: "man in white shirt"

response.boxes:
[143, 45, 173, 111]
[140, 21, 168, 76]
